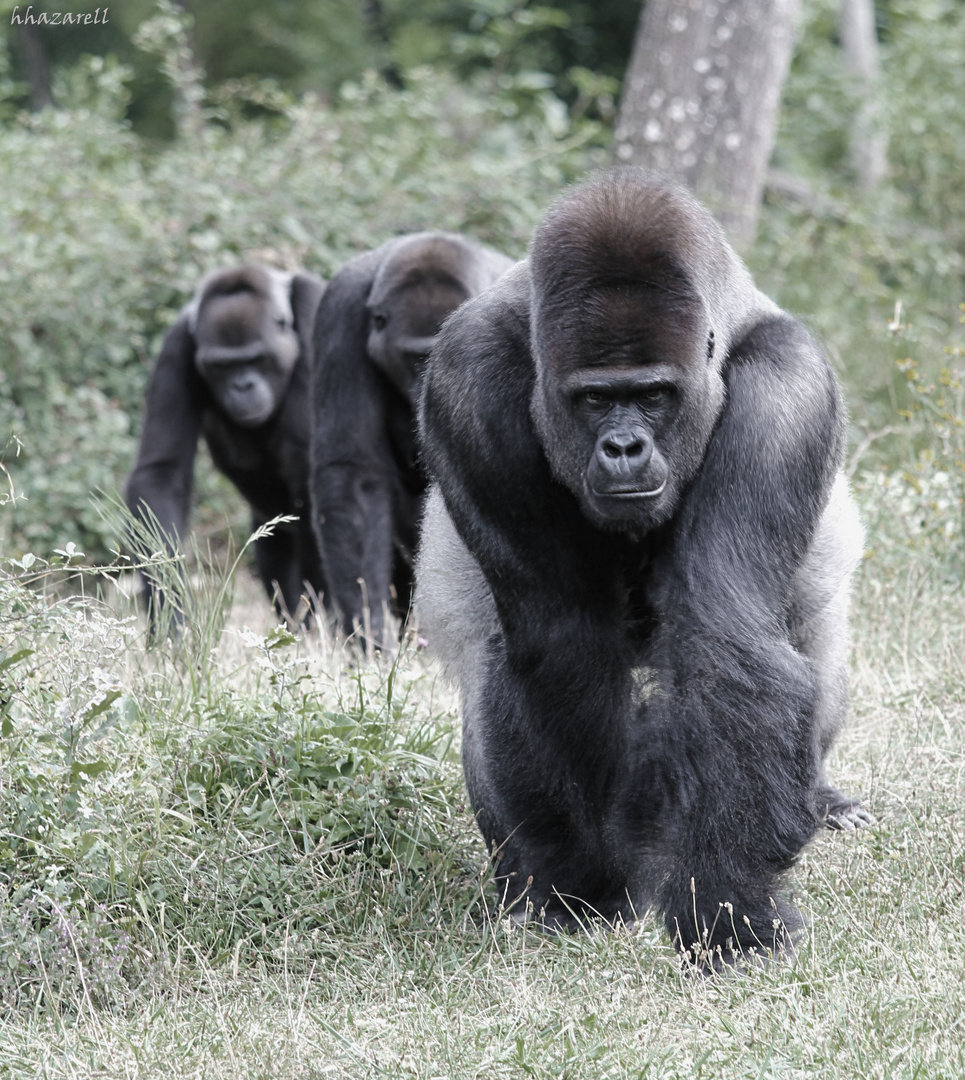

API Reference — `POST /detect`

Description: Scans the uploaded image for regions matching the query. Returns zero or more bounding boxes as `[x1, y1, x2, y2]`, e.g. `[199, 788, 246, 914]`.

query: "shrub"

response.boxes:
[0, 506, 467, 1010]
[0, 57, 605, 562]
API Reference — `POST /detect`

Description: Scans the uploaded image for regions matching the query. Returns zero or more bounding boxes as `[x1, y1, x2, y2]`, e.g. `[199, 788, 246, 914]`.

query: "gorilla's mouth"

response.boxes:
[232, 404, 274, 427]
[592, 479, 667, 499]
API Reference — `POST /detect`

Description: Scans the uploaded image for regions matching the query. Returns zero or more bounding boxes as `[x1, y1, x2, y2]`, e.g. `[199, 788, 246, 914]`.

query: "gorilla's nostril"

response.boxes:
[602, 434, 646, 460]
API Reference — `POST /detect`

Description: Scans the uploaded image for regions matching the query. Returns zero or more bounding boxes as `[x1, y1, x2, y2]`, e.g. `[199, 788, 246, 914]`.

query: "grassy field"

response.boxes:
[1, 475, 964, 1080]
[2, 1, 964, 1070]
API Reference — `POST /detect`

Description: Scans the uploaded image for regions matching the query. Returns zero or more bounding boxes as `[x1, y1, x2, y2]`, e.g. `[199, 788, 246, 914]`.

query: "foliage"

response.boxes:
[0, 508, 467, 1013]
[855, 304, 965, 580]
[0, 0, 634, 137]
[0, 54, 605, 562]
[880, 0, 965, 236]
[755, 0, 965, 429]
[386, 0, 626, 118]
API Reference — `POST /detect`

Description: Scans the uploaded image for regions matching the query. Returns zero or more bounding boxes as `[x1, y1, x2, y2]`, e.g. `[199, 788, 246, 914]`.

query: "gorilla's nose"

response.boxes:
[602, 431, 648, 461]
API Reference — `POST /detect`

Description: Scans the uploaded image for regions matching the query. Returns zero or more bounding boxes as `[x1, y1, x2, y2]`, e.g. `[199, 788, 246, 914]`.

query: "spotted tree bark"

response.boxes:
[613, 0, 801, 249]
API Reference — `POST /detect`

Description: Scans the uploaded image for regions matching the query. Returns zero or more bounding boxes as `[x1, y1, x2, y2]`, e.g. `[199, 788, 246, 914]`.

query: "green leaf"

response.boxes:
[80, 689, 122, 723]
[0, 648, 33, 674]
[70, 760, 112, 782]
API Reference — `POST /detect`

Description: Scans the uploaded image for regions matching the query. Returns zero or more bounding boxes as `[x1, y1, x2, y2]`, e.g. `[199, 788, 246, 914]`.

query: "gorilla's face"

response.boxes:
[195, 289, 299, 427]
[565, 369, 677, 527]
[531, 286, 723, 535]
[366, 275, 469, 405]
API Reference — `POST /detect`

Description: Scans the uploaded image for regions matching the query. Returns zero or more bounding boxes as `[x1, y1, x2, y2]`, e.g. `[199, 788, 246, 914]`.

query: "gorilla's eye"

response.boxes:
[372, 314, 388, 331]
[641, 387, 665, 402]
[582, 390, 609, 405]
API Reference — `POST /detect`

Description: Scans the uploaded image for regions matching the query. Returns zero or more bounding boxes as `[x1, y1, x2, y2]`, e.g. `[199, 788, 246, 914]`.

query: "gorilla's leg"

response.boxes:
[788, 476, 874, 830]
[313, 464, 396, 647]
[253, 518, 306, 622]
[416, 487, 630, 927]
[415, 486, 498, 681]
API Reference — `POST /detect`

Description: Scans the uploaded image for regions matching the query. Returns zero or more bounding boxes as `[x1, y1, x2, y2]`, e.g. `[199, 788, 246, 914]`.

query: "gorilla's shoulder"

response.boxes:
[420, 260, 541, 475]
[435, 260, 531, 371]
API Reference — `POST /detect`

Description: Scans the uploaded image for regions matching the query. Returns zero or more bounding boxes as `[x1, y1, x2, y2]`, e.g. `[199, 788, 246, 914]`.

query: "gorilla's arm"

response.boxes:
[311, 249, 401, 645]
[290, 272, 326, 368]
[126, 315, 205, 550]
[633, 315, 844, 960]
[421, 269, 639, 904]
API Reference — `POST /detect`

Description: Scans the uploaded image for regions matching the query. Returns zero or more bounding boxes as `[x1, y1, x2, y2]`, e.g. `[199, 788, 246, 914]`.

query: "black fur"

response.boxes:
[310, 232, 512, 647]
[126, 264, 326, 625]
[416, 170, 868, 967]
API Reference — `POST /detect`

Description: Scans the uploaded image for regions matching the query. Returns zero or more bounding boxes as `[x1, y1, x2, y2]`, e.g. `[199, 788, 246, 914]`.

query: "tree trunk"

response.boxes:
[614, 0, 801, 249]
[135, 0, 206, 139]
[840, 0, 887, 190]
[16, 25, 55, 111]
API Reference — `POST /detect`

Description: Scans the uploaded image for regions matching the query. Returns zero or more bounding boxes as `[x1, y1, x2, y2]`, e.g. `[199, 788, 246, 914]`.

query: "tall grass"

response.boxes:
[3, 394, 965, 1077]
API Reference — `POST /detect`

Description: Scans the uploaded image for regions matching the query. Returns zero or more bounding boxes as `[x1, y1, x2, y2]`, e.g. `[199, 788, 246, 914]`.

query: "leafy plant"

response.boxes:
[856, 304, 965, 580]
[0, 490, 467, 1012]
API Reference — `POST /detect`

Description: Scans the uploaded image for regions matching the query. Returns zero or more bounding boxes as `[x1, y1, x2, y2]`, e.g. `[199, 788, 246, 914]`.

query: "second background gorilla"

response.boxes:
[311, 232, 512, 647]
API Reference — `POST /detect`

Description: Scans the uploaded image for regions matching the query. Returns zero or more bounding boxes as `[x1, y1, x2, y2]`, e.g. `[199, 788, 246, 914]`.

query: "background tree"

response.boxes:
[613, 0, 801, 248]
[13, 24, 53, 110]
[840, 0, 887, 189]
[0, 0, 637, 137]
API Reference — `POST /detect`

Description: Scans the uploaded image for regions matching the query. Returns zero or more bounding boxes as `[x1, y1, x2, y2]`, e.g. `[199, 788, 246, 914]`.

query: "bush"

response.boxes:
[753, 0, 965, 429]
[0, 57, 605, 562]
[0, 515, 467, 1010]
[855, 306, 965, 581]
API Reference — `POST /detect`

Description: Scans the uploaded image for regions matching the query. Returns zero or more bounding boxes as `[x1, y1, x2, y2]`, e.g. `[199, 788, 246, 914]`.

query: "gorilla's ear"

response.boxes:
[125, 311, 205, 538]
[290, 272, 326, 361]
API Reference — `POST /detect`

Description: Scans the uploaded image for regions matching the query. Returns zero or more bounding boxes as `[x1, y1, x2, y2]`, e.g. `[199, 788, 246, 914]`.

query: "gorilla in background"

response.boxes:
[310, 231, 513, 647]
[126, 264, 326, 626]
[416, 169, 871, 967]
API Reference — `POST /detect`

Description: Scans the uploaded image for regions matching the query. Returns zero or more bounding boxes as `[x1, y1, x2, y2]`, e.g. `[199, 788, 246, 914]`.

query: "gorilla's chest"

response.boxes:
[202, 410, 308, 512]
[604, 542, 660, 655]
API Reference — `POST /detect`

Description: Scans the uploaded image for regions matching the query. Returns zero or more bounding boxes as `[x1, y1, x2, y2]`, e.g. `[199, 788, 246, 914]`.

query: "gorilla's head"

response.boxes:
[528, 170, 736, 535]
[365, 234, 484, 405]
[192, 266, 300, 428]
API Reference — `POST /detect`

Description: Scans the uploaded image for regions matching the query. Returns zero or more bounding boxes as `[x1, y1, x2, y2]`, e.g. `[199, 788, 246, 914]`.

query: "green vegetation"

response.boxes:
[1, 1, 965, 1076]
[2, 397, 964, 1075]
[0, 49, 607, 560]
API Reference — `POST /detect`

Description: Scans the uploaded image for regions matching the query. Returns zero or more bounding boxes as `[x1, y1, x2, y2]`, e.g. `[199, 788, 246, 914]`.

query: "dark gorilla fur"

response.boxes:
[310, 231, 513, 647]
[416, 169, 870, 967]
[126, 264, 326, 625]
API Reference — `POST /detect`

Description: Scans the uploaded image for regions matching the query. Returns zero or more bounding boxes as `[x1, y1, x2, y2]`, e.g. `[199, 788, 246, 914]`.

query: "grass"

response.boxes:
[1, 469, 964, 1079]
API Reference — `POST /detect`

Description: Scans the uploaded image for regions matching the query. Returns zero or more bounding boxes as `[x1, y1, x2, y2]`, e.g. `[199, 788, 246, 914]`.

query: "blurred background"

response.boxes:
[0, 0, 962, 576]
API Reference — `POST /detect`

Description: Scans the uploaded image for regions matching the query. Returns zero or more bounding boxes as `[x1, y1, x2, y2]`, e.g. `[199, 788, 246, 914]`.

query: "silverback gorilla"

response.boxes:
[415, 170, 870, 967]
[310, 232, 513, 647]
[126, 264, 326, 625]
